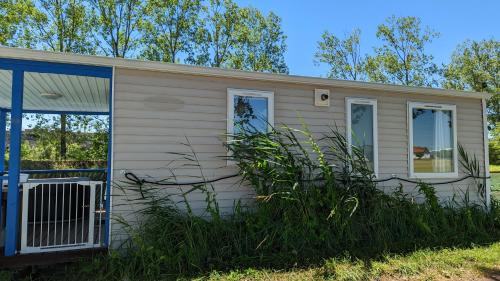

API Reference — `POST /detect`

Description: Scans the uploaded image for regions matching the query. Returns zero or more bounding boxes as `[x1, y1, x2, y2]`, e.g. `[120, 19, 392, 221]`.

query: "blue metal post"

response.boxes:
[4, 70, 24, 256]
[104, 74, 113, 247]
[0, 110, 6, 172]
[0, 110, 6, 228]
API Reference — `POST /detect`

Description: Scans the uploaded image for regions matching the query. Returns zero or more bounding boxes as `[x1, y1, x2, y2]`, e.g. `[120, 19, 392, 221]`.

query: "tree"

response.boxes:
[229, 8, 288, 73]
[490, 126, 500, 165]
[22, 114, 109, 163]
[140, 0, 202, 63]
[31, 0, 97, 54]
[188, 0, 288, 73]
[315, 28, 365, 80]
[23, 0, 98, 159]
[366, 16, 439, 87]
[0, 0, 43, 47]
[90, 0, 145, 58]
[443, 39, 499, 125]
[187, 0, 240, 68]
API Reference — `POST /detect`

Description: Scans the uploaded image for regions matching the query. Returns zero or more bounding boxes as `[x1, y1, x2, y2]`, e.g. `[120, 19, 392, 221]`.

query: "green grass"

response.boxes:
[414, 158, 452, 173]
[491, 165, 500, 200]
[193, 242, 500, 281]
[3, 243, 498, 281]
[491, 164, 500, 173]
[492, 173, 500, 200]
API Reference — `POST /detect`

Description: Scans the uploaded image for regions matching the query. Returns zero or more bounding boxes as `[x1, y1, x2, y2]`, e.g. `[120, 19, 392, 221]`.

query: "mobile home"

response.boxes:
[0, 47, 491, 263]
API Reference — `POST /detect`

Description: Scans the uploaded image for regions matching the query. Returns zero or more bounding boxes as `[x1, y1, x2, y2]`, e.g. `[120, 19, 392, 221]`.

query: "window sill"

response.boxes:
[409, 172, 459, 179]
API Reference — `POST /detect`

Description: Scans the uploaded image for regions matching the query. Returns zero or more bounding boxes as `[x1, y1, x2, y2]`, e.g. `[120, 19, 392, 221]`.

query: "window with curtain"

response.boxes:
[409, 102, 457, 178]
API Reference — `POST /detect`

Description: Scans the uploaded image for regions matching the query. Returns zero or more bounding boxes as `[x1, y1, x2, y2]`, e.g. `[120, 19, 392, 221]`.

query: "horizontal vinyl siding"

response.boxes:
[111, 68, 486, 241]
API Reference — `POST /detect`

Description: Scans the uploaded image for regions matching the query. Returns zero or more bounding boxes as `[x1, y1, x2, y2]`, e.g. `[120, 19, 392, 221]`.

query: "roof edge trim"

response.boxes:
[0, 47, 493, 100]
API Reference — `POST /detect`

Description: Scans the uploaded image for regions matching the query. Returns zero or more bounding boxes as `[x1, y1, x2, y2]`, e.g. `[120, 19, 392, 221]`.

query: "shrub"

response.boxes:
[490, 141, 500, 165]
[92, 125, 500, 280]
[490, 126, 500, 165]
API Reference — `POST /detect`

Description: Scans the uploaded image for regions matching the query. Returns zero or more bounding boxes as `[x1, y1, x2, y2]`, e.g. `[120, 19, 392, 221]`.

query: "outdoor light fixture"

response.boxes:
[314, 88, 330, 107]
[40, 92, 62, 99]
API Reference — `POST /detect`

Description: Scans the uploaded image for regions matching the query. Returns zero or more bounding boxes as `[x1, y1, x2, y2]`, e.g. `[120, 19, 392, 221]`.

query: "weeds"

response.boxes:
[71, 125, 499, 280]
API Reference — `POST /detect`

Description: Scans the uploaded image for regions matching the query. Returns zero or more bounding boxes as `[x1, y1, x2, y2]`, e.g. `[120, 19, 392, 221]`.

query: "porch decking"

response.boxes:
[0, 247, 106, 268]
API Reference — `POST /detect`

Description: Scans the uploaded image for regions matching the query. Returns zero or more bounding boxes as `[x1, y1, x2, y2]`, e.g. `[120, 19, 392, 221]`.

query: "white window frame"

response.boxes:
[407, 102, 458, 179]
[226, 88, 274, 166]
[346, 98, 378, 177]
[227, 88, 274, 135]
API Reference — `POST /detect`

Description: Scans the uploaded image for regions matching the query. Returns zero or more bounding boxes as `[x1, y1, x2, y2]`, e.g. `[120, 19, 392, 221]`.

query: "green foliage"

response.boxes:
[87, 125, 500, 280]
[365, 15, 440, 87]
[491, 164, 500, 173]
[33, 0, 97, 54]
[458, 144, 487, 203]
[187, 0, 240, 67]
[1, 0, 288, 73]
[490, 132, 500, 165]
[89, 0, 145, 58]
[138, 0, 289, 72]
[320, 258, 367, 281]
[20, 114, 108, 162]
[0, 0, 42, 47]
[443, 39, 499, 93]
[443, 39, 500, 125]
[229, 8, 288, 73]
[1, 0, 97, 53]
[315, 28, 366, 80]
[187, 0, 288, 73]
[140, 0, 202, 63]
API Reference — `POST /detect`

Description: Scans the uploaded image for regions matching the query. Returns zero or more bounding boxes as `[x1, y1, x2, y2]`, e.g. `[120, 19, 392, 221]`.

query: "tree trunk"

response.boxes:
[60, 114, 67, 159]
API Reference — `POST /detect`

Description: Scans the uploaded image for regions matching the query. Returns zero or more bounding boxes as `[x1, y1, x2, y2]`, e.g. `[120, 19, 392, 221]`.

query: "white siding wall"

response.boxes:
[111, 68, 486, 242]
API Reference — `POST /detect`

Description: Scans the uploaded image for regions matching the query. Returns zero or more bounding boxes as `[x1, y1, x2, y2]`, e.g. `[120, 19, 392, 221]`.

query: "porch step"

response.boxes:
[0, 247, 106, 269]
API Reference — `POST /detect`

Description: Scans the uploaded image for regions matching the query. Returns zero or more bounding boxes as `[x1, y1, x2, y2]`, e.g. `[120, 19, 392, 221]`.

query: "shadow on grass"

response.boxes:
[3, 242, 500, 281]
[476, 265, 500, 281]
[184, 242, 500, 281]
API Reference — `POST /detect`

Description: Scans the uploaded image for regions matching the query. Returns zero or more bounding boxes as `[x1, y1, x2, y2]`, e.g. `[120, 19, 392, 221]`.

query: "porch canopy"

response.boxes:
[0, 69, 109, 114]
[0, 58, 112, 256]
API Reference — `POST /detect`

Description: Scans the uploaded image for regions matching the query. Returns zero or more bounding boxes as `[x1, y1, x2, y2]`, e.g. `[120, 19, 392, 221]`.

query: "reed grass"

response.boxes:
[76, 125, 500, 280]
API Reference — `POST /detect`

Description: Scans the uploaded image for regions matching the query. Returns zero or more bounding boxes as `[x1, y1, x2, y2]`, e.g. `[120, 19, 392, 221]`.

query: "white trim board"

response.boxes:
[226, 88, 274, 166]
[227, 88, 275, 135]
[482, 98, 491, 208]
[108, 66, 115, 248]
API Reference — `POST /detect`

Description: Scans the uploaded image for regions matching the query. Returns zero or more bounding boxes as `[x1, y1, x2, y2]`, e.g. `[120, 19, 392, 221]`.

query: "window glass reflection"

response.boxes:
[233, 96, 268, 134]
[412, 108, 454, 173]
[351, 103, 374, 170]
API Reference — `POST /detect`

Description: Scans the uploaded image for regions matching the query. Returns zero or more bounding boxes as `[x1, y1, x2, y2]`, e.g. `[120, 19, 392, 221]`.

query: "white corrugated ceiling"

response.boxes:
[0, 69, 109, 113]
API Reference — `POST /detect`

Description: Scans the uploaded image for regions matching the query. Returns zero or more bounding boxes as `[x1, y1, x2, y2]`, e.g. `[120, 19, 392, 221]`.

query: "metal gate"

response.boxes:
[20, 180, 105, 254]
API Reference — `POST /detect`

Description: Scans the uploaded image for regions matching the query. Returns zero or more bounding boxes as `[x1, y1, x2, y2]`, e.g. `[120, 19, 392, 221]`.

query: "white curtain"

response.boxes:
[433, 111, 449, 173]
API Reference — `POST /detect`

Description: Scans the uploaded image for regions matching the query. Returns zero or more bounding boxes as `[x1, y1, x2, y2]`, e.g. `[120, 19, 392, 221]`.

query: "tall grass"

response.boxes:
[88, 125, 500, 280]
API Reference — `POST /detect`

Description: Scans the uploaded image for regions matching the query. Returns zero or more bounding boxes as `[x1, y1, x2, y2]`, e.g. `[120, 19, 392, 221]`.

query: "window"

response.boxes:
[346, 98, 378, 176]
[227, 89, 274, 135]
[408, 102, 458, 178]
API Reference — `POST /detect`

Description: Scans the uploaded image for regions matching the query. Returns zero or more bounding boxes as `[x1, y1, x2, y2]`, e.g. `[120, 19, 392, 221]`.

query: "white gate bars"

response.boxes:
[20, 180, 106, 254]
[93, 181, 106, 246]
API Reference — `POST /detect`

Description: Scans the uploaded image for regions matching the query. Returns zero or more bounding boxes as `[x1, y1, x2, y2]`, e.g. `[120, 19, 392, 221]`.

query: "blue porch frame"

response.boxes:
[0, 58, 113, 256]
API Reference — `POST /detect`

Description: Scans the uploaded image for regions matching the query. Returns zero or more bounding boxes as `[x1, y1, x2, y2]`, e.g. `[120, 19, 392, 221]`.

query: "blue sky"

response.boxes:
[235, 0, 500, 77]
